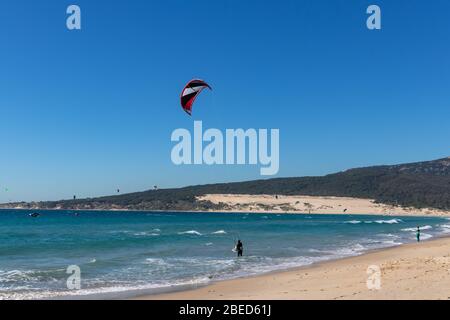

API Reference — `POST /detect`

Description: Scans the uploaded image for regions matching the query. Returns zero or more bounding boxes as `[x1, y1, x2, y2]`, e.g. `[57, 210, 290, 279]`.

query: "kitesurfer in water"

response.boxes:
[236, 240, 243, 257]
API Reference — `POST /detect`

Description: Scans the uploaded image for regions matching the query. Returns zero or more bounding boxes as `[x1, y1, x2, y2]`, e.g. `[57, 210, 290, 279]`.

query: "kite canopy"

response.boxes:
[180, 79, 211, 115]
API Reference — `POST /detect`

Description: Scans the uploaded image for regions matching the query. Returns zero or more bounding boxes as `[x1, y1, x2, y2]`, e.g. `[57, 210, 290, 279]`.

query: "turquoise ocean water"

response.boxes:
[1, 210, 449, 299]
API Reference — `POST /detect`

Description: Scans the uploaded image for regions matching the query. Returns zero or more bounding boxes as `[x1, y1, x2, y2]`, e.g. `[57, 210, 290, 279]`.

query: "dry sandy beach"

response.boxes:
[136, 237, 450, 300]
[198, 194, 450, 217]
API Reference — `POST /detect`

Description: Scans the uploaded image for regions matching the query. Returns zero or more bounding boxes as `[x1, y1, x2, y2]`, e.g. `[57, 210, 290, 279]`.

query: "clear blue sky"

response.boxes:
[1, 0, 449, 202]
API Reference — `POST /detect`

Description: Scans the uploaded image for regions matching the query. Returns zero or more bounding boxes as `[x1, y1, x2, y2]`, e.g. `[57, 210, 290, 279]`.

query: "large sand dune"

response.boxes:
[198, 194, 450, 217]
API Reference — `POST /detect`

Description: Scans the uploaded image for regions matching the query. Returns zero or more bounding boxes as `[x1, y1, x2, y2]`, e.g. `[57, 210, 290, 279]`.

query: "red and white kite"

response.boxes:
[180, 79, 212, 116]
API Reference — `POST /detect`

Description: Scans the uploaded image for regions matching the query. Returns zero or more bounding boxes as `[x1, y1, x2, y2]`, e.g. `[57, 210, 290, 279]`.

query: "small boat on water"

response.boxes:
[29, 213, 40, 218]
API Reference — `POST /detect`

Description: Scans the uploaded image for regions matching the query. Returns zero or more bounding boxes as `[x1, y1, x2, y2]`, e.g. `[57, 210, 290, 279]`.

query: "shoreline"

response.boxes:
[133, 236, 450, 300]
[1, 207, 448, 219]
[2, 194, 449, 217]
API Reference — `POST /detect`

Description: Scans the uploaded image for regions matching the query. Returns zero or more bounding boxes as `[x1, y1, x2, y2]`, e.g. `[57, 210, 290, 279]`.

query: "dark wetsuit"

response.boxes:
[236, 241, 243, 257]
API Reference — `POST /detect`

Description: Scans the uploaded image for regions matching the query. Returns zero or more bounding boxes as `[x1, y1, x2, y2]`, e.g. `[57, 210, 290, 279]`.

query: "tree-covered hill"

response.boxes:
[2, 157, 449, 211]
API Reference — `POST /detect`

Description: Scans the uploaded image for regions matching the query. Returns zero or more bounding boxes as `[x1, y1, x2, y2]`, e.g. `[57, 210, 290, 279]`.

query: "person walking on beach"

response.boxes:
[236, 240, 243, 257]
[416, 226, 421, 242]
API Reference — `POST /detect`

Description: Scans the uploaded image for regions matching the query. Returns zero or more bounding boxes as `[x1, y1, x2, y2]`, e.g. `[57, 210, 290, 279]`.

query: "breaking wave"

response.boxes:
[212, 230, 227, 235]
[178, 230, 202, 236]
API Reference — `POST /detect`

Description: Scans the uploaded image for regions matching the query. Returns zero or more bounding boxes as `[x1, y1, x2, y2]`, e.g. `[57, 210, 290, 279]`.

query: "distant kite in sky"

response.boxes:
[180, 79, 212, 116]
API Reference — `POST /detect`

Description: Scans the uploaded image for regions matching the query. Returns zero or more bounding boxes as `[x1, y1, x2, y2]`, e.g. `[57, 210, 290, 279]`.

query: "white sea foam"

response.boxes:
[212, 230, 227, 235]
[381, 240, 404, 246]
[0, 270, 34, 283]
[0, 276, 212, 300]
[333, 243, 367, 256]
[377, 233, 401, 239]
[178, 230, 202, 236]
[420, 233, 433, 240]
[345, 220, 361, 224]
[346, 219, 403, 225]
[401, 225, 432, 232]
[144, 258, 169, 267]
[438, 224, 450, 233]
[374, 219, 402, 224]
[133, 231, 160, 237]
[235, 256, 317, 276]
[0, 268, 63, 285]
[308, 243, 368, 257]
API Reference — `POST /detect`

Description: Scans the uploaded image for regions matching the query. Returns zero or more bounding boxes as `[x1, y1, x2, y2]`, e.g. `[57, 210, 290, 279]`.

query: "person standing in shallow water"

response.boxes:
[416, 226, 421, 242]
[236, 240, 243, 257]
